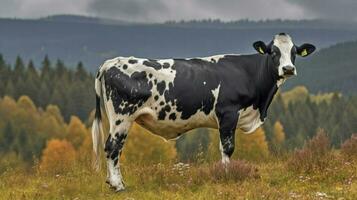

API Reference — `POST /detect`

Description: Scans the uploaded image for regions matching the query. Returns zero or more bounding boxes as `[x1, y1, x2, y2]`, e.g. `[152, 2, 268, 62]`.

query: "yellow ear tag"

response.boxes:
[258, 47, 264, 54]
[301, 49, 308, 56]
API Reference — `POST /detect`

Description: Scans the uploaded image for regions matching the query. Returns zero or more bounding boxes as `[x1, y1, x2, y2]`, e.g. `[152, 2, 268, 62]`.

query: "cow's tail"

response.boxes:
[91, 68, 104, 172]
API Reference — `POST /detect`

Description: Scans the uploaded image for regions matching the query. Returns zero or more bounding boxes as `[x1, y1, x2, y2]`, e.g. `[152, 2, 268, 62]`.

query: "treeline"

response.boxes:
[265, 87, 357, 149]
[163, 19, 357, 29]
[0, 55, 94, 121]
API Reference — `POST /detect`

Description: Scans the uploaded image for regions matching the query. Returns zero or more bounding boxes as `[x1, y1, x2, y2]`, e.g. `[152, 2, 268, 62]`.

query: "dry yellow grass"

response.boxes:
[0, 157, 356, 200]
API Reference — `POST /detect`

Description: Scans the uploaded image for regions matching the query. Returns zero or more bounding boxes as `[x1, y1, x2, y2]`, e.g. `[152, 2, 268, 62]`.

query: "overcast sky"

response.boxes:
[0, 0, 355, 22]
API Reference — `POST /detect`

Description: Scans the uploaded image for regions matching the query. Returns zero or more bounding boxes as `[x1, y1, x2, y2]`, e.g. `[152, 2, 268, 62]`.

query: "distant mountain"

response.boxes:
[0, 15, 357, 94]
[283, 41, 357, 94]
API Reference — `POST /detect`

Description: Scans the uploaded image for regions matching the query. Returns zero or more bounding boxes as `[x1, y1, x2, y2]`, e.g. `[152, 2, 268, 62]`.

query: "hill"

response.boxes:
[283, 41, 357, 94]
[1, 15, 357, 72]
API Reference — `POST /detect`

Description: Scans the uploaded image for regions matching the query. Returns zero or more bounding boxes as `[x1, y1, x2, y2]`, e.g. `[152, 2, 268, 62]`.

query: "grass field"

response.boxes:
[1, 156, 356, 200]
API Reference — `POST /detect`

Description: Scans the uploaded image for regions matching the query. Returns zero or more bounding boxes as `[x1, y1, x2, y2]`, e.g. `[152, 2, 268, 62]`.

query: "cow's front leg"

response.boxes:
[104, 129, 128, 192]
[217, 111, 239, 165]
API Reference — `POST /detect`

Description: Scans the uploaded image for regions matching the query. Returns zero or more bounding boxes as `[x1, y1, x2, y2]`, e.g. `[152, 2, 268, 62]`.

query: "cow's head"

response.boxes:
[253, 33, 316, 78]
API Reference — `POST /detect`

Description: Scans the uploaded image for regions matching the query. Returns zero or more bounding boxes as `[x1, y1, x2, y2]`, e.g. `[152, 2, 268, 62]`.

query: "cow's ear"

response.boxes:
[297, 43, 316, 57]
[253, 41, 268, 54]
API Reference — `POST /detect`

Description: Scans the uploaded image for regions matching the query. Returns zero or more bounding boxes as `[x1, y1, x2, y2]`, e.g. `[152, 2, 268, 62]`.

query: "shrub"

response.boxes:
[208, 160, 259, 182]
[287, 129, 332, 173]
[39, 139, 77, 174]
[341, 134, 357, 160]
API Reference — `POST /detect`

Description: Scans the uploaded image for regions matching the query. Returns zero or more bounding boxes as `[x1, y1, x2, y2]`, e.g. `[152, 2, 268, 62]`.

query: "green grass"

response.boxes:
[0, 158, 356, 200]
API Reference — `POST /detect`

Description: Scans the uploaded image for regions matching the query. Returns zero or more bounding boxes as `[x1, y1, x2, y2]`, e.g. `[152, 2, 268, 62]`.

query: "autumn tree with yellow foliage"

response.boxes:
[66, 116, 88, 149]
[270, 121, 286, 155]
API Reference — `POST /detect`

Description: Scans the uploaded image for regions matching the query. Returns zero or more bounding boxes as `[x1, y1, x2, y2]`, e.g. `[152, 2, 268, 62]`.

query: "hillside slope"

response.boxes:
[0, 16, 357, 71]
[284, 41, 357, 94]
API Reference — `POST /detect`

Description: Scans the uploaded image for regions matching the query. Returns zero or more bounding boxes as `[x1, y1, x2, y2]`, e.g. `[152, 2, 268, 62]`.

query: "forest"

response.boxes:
[0, 55, 356, 199]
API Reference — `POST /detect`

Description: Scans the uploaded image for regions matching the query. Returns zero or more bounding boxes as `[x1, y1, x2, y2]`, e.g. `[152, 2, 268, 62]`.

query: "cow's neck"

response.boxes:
[253, 55, 279, 121]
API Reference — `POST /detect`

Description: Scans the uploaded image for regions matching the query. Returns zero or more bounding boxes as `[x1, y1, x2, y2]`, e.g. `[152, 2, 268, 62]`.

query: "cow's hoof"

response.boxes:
[115, 186, 125, 192]
[106, 178, 125, 191]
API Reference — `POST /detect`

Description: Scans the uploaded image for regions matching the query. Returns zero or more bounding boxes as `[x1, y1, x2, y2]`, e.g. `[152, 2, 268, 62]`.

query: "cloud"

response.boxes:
[0, 0, 91, 18]
[287, 0, 357, 21]
[87, 0, 311, 22]
[0, 0, 355, 22]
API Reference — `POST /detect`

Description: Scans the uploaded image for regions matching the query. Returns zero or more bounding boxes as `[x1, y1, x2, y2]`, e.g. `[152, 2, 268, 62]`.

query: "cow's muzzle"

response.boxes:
[282, 65, 295, 76]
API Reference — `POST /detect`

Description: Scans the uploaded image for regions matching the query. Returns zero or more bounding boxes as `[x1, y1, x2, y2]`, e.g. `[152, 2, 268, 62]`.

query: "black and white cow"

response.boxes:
[91, 33, 315, 191]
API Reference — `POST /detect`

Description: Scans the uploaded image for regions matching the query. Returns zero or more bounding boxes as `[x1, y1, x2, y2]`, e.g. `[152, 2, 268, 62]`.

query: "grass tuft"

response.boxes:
[287, 129, 333, 173]
[341, 133, 357, 160]
[208, 160, 259, 182]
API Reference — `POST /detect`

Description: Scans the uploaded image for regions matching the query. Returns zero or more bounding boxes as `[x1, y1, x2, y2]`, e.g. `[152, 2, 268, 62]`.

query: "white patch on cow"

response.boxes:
[273, 34, 296, 77]
[107, 159, 125, 191]
[220, 141, 230, 165]
[237, 106, 263, 134]
[101, 56, 176, 87]
[277, 78, 286, 87]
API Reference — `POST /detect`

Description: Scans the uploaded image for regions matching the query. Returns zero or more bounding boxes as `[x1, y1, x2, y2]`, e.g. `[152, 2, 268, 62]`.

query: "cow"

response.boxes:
[91, 33, 315, 191]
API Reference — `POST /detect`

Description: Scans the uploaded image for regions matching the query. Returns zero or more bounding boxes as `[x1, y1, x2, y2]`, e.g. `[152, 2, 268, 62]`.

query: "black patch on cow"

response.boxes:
[149, 73, 153, 78]
[104, 133, 127, 166]
[123, 64, 128, 70]
[104, 67, 153, 115]
[154, 95, 159, 101]
[163, 62, 170, 69]
[143, 59, 162, 70]
[128, 59, 138, 64]
[156, 81, 166, 95]
[95, 94, 101, 120]
[113, 157, 118, 165]
[164, 105, 171, 112]
[158, 105, 171, 120]
[161, 59, 219, 120]
[169, 113, 176, 120]
[115, 120, 122, 125]
[154, 79, 157, 84]
[158, 105, 172, 120]
[159, 101, 164, 106]
[158, 109, 166, 120]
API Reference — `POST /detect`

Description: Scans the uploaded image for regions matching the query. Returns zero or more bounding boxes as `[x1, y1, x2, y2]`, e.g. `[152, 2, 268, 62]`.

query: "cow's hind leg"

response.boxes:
[104, 119, 131, 191]
[217, 111, 239, 165]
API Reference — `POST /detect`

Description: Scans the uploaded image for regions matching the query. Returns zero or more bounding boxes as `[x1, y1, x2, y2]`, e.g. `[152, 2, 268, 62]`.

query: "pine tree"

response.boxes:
[13, 56, 25, 82]
[75, 62, 87, 81]
[0, 122, 14, 152]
